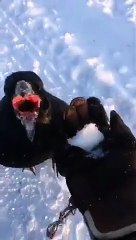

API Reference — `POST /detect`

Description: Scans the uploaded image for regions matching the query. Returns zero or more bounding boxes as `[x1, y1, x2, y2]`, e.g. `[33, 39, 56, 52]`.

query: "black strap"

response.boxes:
[46, 197, 76, 239]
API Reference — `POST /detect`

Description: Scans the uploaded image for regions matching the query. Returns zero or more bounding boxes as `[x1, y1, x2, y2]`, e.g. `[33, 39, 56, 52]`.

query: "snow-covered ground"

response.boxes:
[0, 0, 136, 239]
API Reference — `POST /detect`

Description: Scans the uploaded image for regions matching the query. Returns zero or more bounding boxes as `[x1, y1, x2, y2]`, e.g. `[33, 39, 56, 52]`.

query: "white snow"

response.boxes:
[68, 123, 104, 152]
[0, 0, 136, 239]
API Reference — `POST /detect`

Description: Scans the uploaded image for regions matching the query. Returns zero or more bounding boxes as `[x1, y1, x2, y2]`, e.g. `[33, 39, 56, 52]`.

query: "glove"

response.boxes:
[65, 109, 136, 240]
[63, 96, 109, 138]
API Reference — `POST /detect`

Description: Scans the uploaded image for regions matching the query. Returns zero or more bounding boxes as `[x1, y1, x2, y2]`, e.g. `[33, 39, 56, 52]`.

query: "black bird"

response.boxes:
[0, 71, 68, 169]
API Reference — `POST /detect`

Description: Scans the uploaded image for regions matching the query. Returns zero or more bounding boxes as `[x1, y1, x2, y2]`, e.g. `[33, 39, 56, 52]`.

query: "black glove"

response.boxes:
[54, 96, 110, 176]
[63, 96, 109, 138]
[64, 109, 136, 240]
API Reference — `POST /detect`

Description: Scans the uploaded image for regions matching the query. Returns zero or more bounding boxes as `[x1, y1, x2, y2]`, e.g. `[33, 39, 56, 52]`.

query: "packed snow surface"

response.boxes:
[0, 0, 136, 239]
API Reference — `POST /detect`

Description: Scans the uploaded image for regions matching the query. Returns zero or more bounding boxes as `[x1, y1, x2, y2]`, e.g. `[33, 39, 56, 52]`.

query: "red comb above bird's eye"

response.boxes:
[12, 94, 41, 112]
[12, 96, 24, 111]
[24, 95, 41, 106]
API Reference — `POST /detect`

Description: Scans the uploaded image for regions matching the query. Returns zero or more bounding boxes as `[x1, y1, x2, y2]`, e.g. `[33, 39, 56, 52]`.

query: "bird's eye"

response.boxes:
[17, 112, 23, 120]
